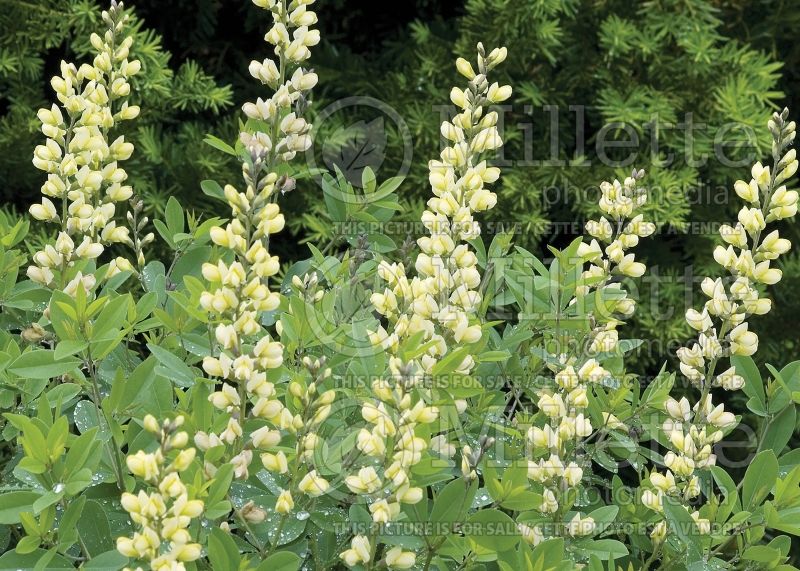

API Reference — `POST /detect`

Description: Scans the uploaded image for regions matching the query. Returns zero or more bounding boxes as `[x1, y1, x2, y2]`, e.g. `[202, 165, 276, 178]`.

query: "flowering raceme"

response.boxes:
[337, 45, 512, 569]
[519, 170, 656, 543]
[117, 415, 203, 571]
[643, 109, 799, 544]
[369, 44, 511, 378]
[28, 1, 148, 293]
[198, 0, 331, 524]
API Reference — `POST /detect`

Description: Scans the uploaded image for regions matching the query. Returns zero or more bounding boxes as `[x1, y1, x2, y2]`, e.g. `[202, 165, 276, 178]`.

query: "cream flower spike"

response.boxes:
[200, 1, 331, 522]
[521, 169, 656, 544]
[117, 415, 203, 571]
[573, 169, 655, 345]
[369, 42, 511, 379]
[339, 45, 511, 569]
[28, 1, 146, 291]
[646, 108, 797, 522]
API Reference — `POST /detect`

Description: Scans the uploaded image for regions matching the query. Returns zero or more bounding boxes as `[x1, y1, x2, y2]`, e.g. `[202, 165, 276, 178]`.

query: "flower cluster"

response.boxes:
[339, 46, 511, 568]
[519, 172, 655, 543]
[645, 109, 797, 542]
[199, 0, 328, 518]
[346, 356, 435, 505]
[260, 356, 334, 515]
[15, 1, 800, 568]
[117, 415, 203, 571]
[369, 43, 511, 377]
[579, 171, 656, 288]
[340, 535, 416, 570]
[335, 356, 440, 568]
[28, 1, 147, 290]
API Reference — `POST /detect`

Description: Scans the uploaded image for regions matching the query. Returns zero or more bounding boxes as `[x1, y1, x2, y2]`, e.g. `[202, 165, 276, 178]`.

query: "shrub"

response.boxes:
[1, 1, 800, 570]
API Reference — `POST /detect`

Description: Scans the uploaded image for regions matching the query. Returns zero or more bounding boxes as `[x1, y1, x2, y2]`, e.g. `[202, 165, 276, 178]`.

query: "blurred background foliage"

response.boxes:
[1, 0, 799, 371]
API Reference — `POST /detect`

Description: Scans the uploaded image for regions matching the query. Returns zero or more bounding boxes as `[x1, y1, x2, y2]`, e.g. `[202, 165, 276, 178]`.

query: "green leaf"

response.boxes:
[82, 550, 129, 570]
[8, 350, 80, 379]
[641, 368, 674, 408]
[200, 180, 225, 201]
[204, 135, 236, 156]
[361, 166, 376, 193]
[741, 545, 781, 565]
[147, 343, 195, 387]
[761, 405, 796, 455]
[499, 488, 542, 512]
[92, 295, 131, 340]
[108, 357, 157, 414]
[15, 536, 41, 555]
[165, 196, 185, 236]
[0, 549, 72, 570]
[153, 219, 174, 249]
[256, 552, 301, 571]
[732, 355, 766, 415]
[431, 346, 471, 377]
[767, 505, 800, 535]
[32, 490, 62, 514]
[431, 479, 478, 528]
[206, 463, 234, 509]
[4, 414, 48, 464]
[58, 496, 86, 546]
[743, 450, 779, 510]
[586, 505, 619, 535]
[476, 350, 512, 363]
[710, 465, 739, 522]
[63, 427, 100, 476]
[321, 174, 347, 223]
[73, 401, 110, 441]
[76, 500, 113, 556]
[0, 491, 41, 524]
[570, 538, 629, 561]
[46, 383, 81, 407]
[529, 538, 565, 569]
[466, 509, 520, 552]
[53, 340, 88, 360]
[774, 465, 800, 508]
[208, 527, 241, 569]
[663, 497, 702, 563]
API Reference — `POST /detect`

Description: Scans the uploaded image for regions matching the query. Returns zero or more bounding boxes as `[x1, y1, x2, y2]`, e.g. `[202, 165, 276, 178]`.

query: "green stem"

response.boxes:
[267, 513, 289, 556]
[707, 522, 760, 559]
[85, 348, 126, 490]
[642, 543, 662, 571]
[233, 498, 268, 556]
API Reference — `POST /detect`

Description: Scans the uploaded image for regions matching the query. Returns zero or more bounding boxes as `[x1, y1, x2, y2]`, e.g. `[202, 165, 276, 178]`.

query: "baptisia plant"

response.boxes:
[4, 1, 800, 570]
[116, 415, 204, 570]
[519, 169, 656, 544]
[197, 0, 323, 503]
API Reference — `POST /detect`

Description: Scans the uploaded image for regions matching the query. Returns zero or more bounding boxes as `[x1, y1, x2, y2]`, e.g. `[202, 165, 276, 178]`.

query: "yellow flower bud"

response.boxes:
[385, 546, 416, 569]
[455, 57, 476, 79]
[275, 489, 294, 514]
[298, 470, 330, 497]
[29, 198, 58, 221]
[172, 448, 196, 471]
[261, 451, 289, 473]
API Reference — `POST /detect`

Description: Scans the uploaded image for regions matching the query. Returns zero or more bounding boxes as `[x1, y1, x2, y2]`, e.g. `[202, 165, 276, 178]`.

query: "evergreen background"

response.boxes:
[2, 0, 799, 373]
